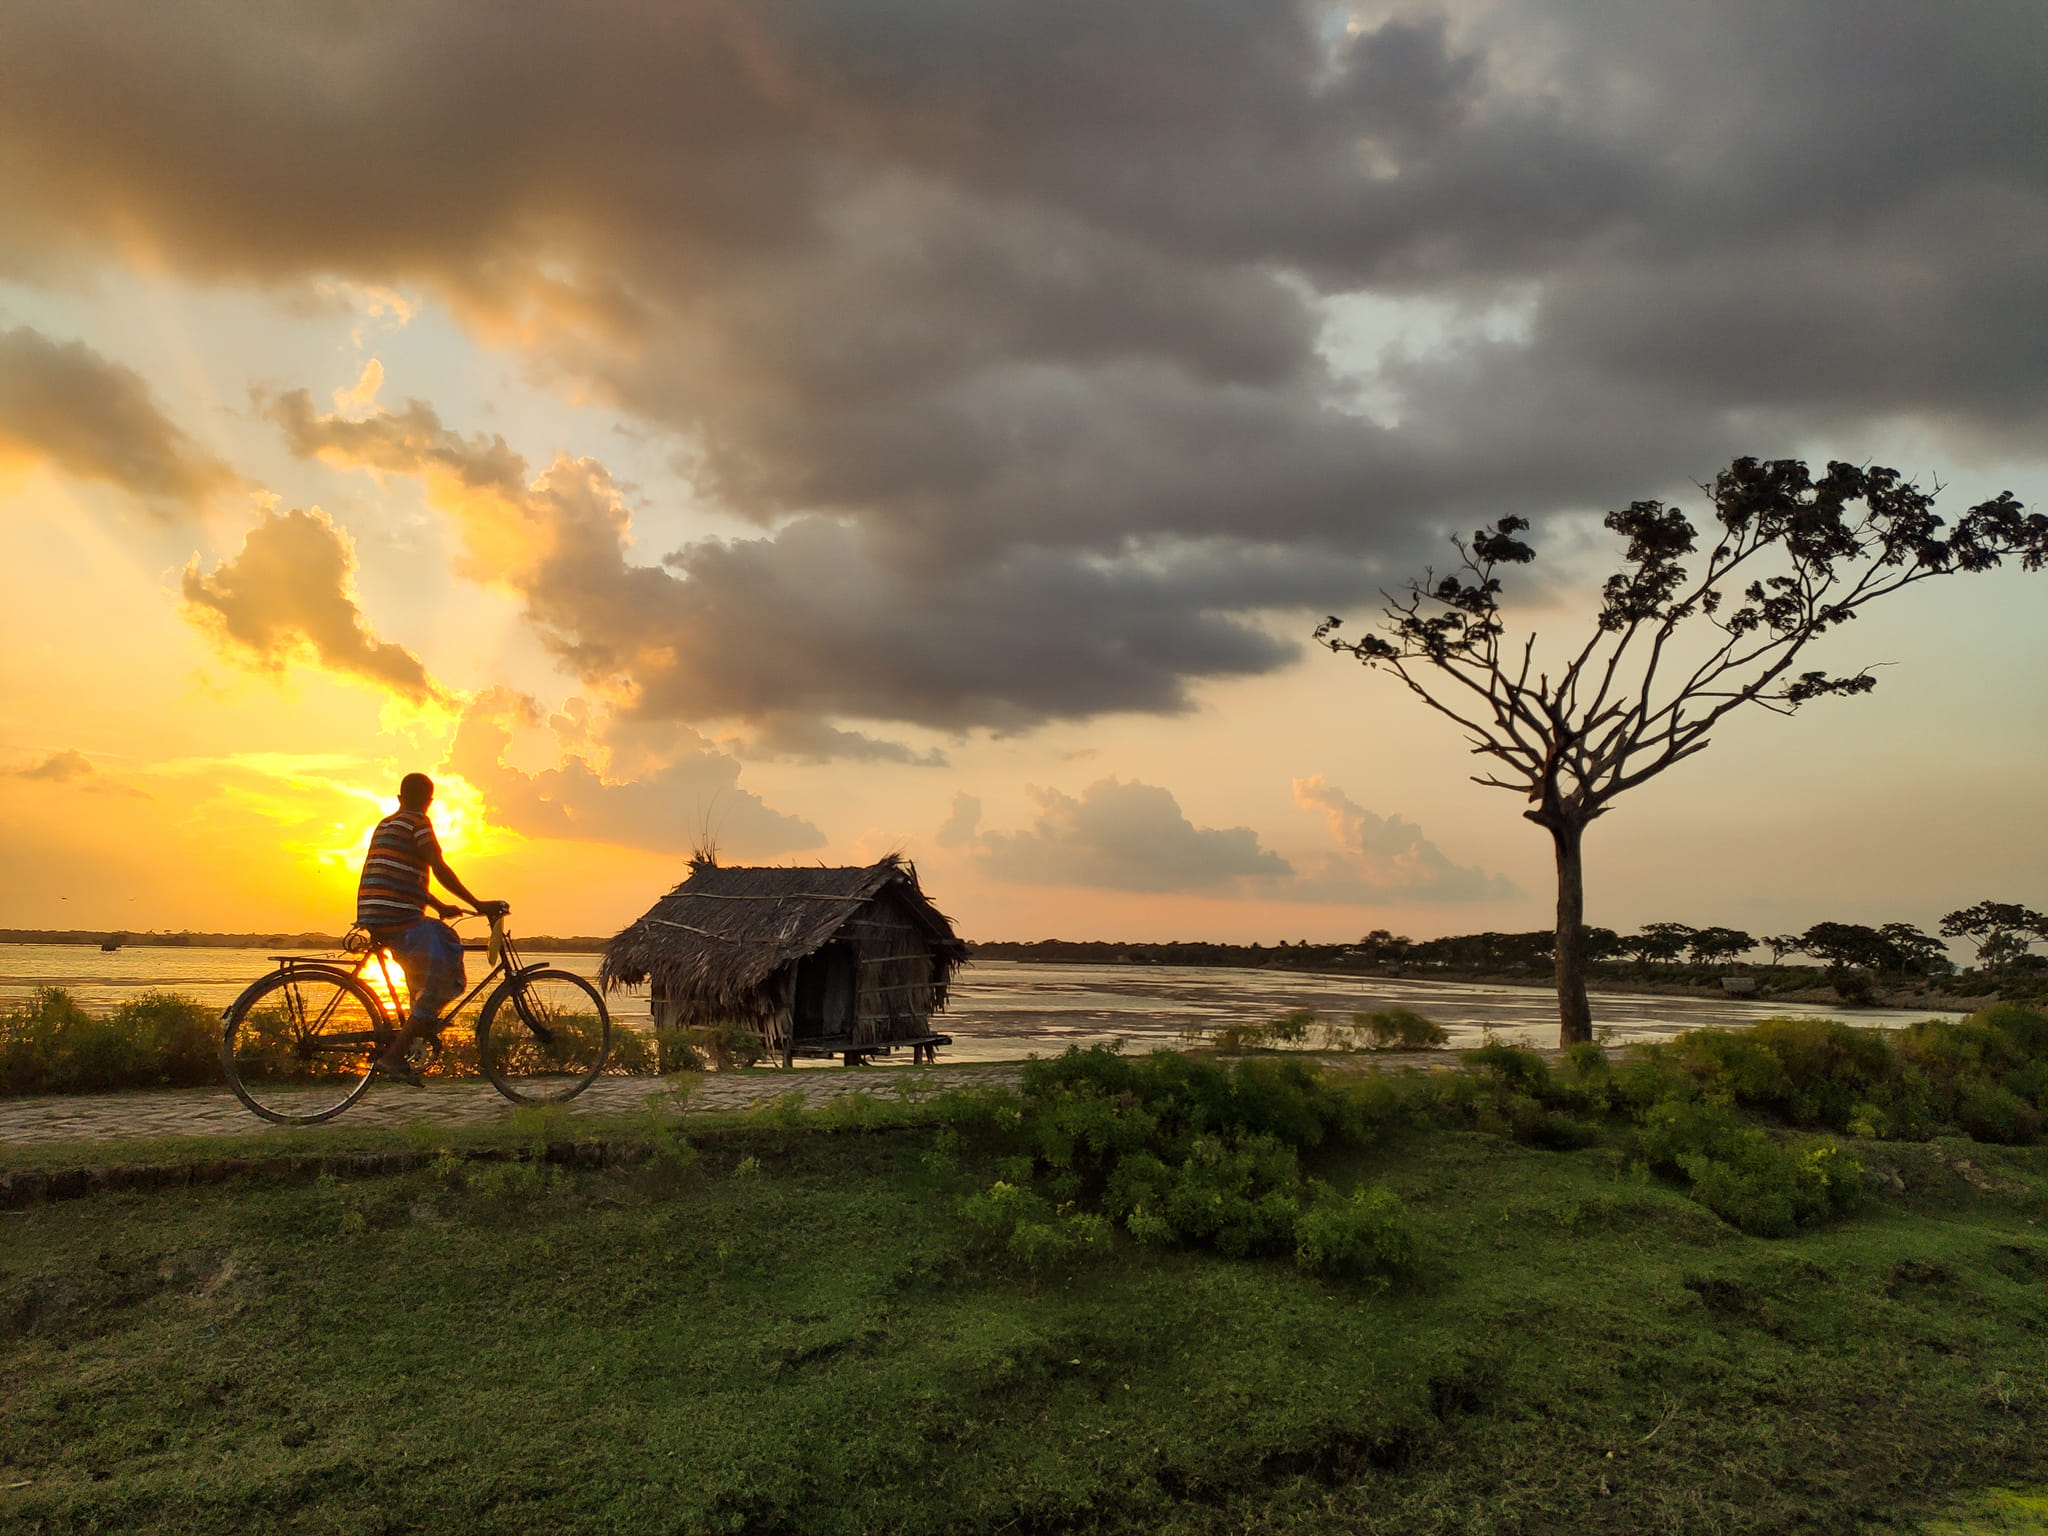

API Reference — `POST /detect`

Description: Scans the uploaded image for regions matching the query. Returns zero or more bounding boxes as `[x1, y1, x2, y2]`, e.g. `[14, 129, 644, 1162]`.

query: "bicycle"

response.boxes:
[220, 910, 611, 1125]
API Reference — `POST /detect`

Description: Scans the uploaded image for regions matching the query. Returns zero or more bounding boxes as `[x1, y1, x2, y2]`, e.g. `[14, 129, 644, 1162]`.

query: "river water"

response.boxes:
[0, 943, 1962, 1066]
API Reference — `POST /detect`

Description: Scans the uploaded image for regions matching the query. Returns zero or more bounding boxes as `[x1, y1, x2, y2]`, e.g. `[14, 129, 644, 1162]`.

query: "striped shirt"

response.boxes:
[356, 809, 442, 931]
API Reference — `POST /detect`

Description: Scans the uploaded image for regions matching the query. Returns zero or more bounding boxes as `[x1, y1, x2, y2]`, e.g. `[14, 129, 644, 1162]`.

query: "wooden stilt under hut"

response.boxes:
[599, 854, 970, 1067]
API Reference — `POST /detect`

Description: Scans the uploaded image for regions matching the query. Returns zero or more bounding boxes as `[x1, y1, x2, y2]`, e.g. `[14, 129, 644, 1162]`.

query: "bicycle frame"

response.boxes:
[357, 912, 534, 1033]
[263, 913, 535, 1043]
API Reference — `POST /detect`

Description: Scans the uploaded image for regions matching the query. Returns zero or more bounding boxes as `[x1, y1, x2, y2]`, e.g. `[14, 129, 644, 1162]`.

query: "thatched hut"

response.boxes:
[599, 855, 970, 1066]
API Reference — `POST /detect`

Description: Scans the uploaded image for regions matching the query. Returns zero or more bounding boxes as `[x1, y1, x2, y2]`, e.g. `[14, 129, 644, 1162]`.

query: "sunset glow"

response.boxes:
[0, 1, 2041, 949]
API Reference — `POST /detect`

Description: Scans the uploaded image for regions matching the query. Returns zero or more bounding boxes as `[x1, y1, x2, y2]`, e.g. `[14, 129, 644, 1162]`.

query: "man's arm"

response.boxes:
[427, 855, 505, 918]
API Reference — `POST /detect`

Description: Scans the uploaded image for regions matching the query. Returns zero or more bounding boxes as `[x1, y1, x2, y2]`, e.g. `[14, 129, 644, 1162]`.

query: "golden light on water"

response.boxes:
[361, 948, 410, 1015]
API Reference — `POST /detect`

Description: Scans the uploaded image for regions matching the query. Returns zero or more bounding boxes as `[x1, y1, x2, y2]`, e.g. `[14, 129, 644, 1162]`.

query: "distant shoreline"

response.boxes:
[0, 929, 612, 954]
[2, 929, 2003, 1012]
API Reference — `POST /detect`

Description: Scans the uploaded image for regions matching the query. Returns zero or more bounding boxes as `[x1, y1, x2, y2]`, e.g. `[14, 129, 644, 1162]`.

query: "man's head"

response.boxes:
[397, 773, 434, 812]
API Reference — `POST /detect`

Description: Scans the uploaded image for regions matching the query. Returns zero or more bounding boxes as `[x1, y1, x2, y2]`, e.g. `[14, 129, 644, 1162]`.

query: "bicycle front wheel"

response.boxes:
[477, 968, 610, 1105]
[222, 966, 389, 1125]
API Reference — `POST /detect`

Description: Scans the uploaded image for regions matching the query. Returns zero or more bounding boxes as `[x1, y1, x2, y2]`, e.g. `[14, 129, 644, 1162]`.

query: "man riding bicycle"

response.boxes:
[357, 772, 506, 1084]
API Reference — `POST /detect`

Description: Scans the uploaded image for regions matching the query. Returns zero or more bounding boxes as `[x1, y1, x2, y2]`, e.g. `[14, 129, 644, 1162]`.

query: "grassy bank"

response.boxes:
[4, 1018, 2047, 1534]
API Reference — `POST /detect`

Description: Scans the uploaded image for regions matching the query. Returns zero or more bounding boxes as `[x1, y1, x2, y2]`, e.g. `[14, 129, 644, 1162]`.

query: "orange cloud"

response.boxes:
[7, 748, 151, 798]
[1288, 775, 1518, 902]
[180, 507, 444, 702]
[444, 688, 823, 858]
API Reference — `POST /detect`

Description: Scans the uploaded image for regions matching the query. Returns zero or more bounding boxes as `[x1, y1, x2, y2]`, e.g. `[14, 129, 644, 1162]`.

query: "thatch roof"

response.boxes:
[598, 855, 969, 1021]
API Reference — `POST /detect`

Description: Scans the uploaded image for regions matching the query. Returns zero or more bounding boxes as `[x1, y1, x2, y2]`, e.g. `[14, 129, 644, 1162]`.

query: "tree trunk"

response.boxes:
[1550, 818, 1594, 1047]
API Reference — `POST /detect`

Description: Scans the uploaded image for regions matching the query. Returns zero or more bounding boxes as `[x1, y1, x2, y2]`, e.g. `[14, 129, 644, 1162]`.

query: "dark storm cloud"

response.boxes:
[741, 717, 949, 768]
[180, 508, 442, 700]
[0, 326, 242, 517]
[6, 0, 2043, 734]
[273, 390, 1311, 729]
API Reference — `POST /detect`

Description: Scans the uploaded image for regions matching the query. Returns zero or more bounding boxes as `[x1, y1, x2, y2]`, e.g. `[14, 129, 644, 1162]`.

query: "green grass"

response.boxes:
[3, 1106, 2044, 1532]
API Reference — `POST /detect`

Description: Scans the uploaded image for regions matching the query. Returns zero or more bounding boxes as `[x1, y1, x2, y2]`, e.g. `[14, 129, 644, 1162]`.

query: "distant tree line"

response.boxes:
[0, 928, 615, 954]
[973, 900, 2047, 998]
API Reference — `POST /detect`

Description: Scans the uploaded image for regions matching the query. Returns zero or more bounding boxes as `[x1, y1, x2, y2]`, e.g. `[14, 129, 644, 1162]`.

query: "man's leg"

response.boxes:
[376, 920, 466, 1075]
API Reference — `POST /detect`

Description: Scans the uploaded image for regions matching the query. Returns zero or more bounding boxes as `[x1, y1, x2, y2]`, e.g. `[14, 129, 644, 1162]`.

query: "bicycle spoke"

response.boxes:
[479, 969, 610, 1105]
[223, 967, 385, 1125]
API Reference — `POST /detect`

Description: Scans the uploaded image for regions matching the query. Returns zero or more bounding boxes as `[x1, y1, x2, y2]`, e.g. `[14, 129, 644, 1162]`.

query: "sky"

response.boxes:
[0, 0, 2043, 950]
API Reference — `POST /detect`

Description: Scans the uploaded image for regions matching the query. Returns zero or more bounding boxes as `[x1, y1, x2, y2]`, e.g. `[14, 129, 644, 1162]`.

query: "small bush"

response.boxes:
[1661, 1017, 1898, 1130]
[112, 992, 221, 1085]
[1952, 1079, 2041, 1144]
[1637, 1100, 1863, 1237]
[663, 1021, 767, 1071]
[1204, 1010, 1320, 1052]
[1266, 1009, 1316, 1044]
[606, 1025, 658, 1075]
[1209, 1020, 1268, 1053]
[995, 1046, 1400, 1268]
[958, 1181, 1113, 1269]
[655, 1030, 707, 1073]
[1978, 1002, 2048, 1057]
[1354, 1008, 1448, 1050]
[0, 987, 223, 1094]
[1293, 1182, 1422, 1284]
[467, 1158, 563, 1202]
[1462, 1041, 1554, 1098]
[747, 1091, 807, 1128]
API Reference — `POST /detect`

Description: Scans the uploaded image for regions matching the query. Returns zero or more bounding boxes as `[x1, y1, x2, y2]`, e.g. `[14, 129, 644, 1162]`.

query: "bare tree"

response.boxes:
[1318, 458, 2046, 1046]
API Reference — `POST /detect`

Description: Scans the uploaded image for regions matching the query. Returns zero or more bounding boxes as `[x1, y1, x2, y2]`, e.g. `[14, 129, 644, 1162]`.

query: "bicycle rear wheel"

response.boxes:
[477, 968, 610, 1105]
[222, 966, 388, 1125]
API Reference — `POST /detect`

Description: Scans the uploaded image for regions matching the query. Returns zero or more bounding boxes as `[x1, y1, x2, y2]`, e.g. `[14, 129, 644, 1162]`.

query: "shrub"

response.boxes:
[1462, 1040, 1554, 1096]
[1354, 1008, 1448, 1049]
[656, 1030, 707, 1073]
[604, 1025, 658, 1075]
[746, 1091, 807, 1128]
[1652, 1017, 1900, 1131]
[1106, 1133, 1304, 1258]
[1202, 1009, 1322, 1052]
[111, 992, 220, 1086]
[1978, 1003, 2048, 1057]
[1952, 1080, 2041, 1145]
[1266, 1008, 1316, 1044]
[1500, 1092, 1603, 1150]
[992, 1045, 1418, 1271]
[467, 1158, 564, 1202]
[1637, 1099, 1864, 1237]
[957, 1181, 1113, 1269]
[659, 1021, 766, 1071]
[1455, 1040, 1599, 1143]
[1294, 1182, 1422, 1284]
[0, 987, 223, 1094]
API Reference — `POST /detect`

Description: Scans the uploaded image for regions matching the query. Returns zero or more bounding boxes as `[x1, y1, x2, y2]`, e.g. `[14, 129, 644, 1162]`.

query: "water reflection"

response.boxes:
[0, 946, 1963, 1067]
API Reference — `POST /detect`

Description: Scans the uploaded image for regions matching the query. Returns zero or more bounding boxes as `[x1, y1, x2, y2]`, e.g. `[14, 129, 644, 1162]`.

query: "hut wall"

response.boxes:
[839, 888, 940, 1044]
[791, 942, 858, 1039]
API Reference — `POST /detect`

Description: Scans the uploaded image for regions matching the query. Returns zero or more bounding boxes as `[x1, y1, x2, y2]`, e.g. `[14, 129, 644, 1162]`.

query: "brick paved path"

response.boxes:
[0, 1051, 1474, 1148]
[0, 1064, 1033, 1148]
